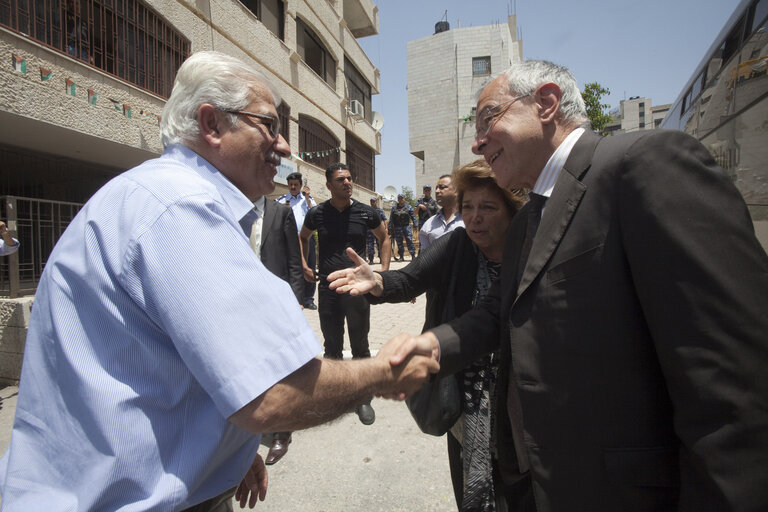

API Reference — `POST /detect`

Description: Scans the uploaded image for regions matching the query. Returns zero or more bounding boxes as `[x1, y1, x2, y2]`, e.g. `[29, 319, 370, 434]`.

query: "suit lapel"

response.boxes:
[261, 199, 278, 246]
[515, 131, 602, 298]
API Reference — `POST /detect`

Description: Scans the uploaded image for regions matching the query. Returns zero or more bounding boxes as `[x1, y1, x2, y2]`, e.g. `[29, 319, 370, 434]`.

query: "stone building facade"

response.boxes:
[0, 0, 382, 384]
[605, 96, 671, 135]
[406, 16, 522, 192]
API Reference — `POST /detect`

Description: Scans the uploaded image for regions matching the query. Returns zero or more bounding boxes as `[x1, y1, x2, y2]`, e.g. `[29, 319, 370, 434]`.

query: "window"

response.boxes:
[296, 18, 336, 88]
[472, 56, 491, 76]
[298, 115, 339, 171]
[344, 58, 371, 122]
[240, 0, 284, 40]
[0, 0, 190, 98]
[345, 132, 374, 190]
[277, 102, 290, 144]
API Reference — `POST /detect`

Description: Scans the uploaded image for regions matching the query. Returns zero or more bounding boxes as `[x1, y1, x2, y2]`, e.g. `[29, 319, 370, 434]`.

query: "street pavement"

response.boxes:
[0, 259, 457, 511]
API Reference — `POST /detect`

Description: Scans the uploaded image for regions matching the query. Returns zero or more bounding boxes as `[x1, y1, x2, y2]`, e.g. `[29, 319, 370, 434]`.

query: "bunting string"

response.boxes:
[292, 147, 342, 160]
[8, 51, 161, 125]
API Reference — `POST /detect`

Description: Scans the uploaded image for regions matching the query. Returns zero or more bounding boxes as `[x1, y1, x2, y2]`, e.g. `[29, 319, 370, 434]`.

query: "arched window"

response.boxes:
[298, 114, 338, 171]
[295, 17, 336, 88]
[0, 0, 190, 98]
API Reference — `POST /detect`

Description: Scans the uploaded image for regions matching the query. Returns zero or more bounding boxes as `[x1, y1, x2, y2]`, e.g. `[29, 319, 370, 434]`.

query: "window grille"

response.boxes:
[345, 132, 374, 191]
[0, 0, 190, 98]
[472, 56, 491, 76]
[298, 115, 338, 171]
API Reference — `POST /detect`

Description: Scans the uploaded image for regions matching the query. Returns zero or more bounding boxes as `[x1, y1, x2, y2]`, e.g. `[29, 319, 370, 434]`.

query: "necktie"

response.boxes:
[250, 204, 263, 259]
[516, 193, 547, 282]
[240, 209, 262, 259]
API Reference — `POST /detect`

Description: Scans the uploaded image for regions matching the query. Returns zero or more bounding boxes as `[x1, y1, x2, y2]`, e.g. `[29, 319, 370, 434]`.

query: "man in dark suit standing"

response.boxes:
[258, 199, 304, 304]
[391, 60, 768, 511]
[250, 195, 303, 465]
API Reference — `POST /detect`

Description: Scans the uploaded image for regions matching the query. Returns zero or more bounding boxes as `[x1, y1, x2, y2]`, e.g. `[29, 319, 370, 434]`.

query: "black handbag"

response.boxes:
[405, 373, 461, 436]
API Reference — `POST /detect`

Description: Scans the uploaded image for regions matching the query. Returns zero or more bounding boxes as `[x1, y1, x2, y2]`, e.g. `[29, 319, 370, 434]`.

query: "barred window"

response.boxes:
[298, 114, 338, 171]
[0, 0, 190, 98]
[345, 131, 374, 191]
[472, 56, 491, 76]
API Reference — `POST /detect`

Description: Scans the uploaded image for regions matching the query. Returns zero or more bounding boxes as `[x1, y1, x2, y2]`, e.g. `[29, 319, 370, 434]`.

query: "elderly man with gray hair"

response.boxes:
[0, 51, 437, 511]
[390, 59, 768, 511]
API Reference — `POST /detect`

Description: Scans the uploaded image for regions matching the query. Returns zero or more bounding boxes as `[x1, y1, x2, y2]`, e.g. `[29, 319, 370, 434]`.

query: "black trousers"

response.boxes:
[304, 235, 317, 305]
[181, 487, 236, 512]
[317, 282, 371, 359]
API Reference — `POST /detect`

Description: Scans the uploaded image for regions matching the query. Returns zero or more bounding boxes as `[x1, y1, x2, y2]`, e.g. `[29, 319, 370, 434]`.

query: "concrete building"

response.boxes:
[407, 16, 522, 192]
[0, 0, 382, 384]
[605, 96, 671, 134]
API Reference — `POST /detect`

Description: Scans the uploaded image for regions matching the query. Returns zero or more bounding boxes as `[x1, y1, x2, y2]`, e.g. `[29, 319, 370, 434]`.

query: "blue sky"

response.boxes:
[359, 0, 742, 194]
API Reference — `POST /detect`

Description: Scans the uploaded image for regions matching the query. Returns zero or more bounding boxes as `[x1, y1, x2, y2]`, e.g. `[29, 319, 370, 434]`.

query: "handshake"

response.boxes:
[373, 331, 441, 400]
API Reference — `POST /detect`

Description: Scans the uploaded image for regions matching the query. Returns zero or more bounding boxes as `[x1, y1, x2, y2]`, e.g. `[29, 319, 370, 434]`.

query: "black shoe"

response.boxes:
[265, 433, 292, 465]
[304, 302, 317, 310]
[356, 402, 375, 425]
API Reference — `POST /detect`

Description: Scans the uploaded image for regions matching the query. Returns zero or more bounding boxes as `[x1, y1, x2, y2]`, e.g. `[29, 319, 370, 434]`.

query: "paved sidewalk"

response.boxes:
[0, 259, 457, 511]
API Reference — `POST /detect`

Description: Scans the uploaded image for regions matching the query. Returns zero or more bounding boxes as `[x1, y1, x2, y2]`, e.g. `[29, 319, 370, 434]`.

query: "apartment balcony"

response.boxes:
[342, 0, 378, 38]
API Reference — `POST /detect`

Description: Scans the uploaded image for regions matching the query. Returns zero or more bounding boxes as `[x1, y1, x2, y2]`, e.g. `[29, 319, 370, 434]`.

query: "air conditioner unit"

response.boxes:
[349, 99, 364, 118]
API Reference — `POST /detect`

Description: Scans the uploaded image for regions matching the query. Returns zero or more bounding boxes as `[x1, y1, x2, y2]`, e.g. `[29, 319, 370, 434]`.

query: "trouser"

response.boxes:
[366, 230, 380, 263]
[181, 487, 236, 512]
[392, 225, 415, 257]
[317, 281, 371, 359]
[304, 235, 317, 305]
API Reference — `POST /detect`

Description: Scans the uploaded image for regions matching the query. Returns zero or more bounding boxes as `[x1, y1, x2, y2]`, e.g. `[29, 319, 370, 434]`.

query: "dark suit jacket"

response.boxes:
[260, 200, 303, 303]
[370, 227, 477, 331]
[433, 130, 768, 511]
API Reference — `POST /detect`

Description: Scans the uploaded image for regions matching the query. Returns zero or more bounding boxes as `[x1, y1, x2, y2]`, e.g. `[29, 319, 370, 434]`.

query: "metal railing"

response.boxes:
[0, 196, 82, 298]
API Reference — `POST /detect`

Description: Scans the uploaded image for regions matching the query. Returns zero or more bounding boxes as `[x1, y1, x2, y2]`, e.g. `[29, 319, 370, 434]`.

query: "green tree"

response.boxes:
[400, 186, 417, 207]
[582, 82, 612, 135]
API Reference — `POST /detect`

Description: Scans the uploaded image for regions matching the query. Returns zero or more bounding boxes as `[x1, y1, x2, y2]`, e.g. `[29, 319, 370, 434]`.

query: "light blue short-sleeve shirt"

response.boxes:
[0, 145, 321, 511]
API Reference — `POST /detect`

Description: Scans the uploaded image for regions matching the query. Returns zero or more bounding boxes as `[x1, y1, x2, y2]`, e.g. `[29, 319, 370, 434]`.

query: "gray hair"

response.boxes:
[502, 60, 588, 128]
[160, 51, 282, 148]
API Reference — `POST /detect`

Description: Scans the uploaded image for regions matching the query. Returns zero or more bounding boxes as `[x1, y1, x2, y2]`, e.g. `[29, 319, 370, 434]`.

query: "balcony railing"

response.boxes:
[0, 196, 82, 298]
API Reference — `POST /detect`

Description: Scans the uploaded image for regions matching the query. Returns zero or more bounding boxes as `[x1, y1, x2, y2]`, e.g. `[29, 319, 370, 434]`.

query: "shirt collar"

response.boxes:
[253, 196, 266, 215]
[162, 144, 255, 223]
[531, 127, 585, 198]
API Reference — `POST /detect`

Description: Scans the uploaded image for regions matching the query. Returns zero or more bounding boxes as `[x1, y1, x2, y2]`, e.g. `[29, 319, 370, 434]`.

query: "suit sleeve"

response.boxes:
[369, 228, 456, 304]
[284, 209, 304, 303]
[620, 131, 768, 507]
[431, 276, 501, 376]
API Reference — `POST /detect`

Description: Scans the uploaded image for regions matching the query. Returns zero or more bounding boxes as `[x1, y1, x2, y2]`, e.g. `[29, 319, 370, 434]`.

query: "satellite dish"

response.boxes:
[371, 111, 385, 131]
[382, 185, 398, 200]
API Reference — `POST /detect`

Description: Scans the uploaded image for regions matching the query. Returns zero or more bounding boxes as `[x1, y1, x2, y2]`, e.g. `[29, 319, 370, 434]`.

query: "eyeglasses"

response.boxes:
[223, 110, 281, 139]
[474, 94, 530, 139]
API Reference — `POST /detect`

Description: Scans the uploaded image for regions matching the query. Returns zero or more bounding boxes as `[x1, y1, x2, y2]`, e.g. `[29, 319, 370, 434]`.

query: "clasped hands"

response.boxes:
[375, 331, 440, 400]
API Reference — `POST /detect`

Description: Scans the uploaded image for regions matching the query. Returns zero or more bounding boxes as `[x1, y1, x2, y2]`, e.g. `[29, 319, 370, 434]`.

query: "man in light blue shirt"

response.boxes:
[418, 174, 464, 252]
[0, 51, 437, 512]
